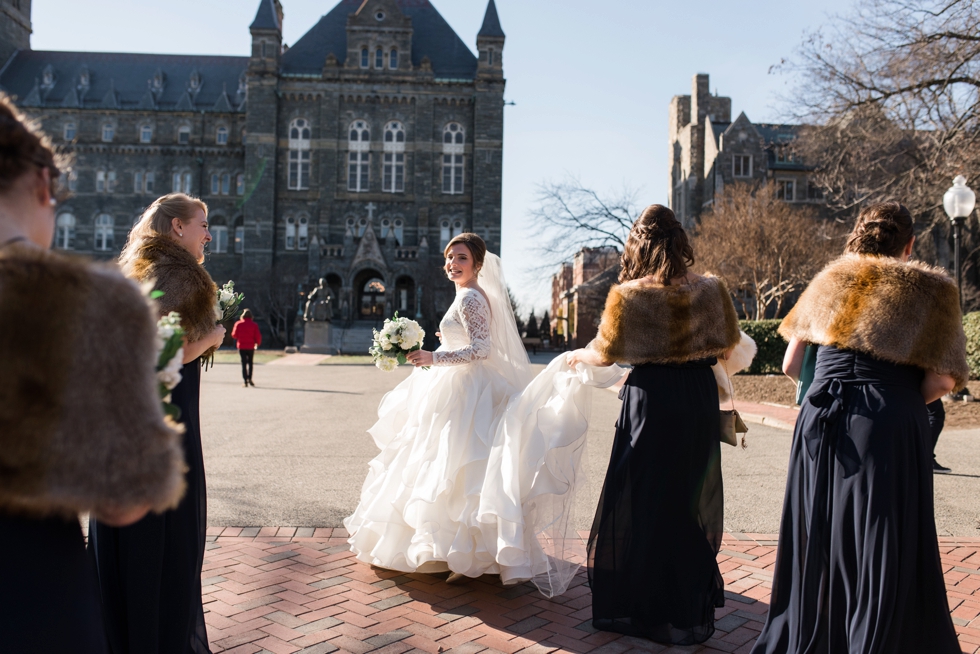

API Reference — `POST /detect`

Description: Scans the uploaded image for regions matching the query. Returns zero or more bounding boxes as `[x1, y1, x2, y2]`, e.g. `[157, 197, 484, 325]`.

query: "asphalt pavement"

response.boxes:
[199, 358, 980, 536]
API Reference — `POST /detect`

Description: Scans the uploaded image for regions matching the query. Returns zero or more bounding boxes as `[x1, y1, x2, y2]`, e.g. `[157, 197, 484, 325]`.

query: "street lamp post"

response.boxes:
[943, 175, 977, 309]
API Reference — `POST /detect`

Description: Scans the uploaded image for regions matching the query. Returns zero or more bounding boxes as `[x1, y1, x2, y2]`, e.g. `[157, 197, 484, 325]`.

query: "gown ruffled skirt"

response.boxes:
[751, 347, 961, 654]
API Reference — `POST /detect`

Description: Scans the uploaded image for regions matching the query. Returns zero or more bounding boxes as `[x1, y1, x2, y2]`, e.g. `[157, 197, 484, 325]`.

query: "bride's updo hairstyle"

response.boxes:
[619, 204, 694, 284]
[0, 91, 63, 196]
[444, 232, 487, 272]
[844, 202, 915, 258]
[120, 193, 208, 269]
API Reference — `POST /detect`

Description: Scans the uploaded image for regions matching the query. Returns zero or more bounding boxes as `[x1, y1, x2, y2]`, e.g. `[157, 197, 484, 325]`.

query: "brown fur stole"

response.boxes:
[126, 235, 218, 349]
[591, 276, 741, 365]
[0, 244, 184, 518]
[779, 254, 969, 390]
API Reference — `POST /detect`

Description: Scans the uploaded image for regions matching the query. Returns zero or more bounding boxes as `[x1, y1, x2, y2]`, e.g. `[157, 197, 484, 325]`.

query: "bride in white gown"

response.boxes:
[344, 234, 624, 596]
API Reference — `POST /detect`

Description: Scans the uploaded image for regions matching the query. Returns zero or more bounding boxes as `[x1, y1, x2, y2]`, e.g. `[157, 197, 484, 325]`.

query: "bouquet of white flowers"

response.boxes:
[156, 311, 185, 420]
[216, 280, 245, 323]
[370, 313, 426, 372]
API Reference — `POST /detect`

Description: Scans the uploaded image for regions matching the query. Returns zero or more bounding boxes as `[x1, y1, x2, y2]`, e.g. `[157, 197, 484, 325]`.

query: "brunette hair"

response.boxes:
[444, 232, 488, 271]
[619, 204, 694, 284]
[844, 202, 915, 258]
[0, 91, 64, 197]
[120, 193, 208, 269]
[242, 309, 252, 319]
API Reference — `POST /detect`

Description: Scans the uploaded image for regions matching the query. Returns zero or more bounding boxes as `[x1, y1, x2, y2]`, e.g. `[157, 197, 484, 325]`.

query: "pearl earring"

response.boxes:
[178, 232, 183, 237]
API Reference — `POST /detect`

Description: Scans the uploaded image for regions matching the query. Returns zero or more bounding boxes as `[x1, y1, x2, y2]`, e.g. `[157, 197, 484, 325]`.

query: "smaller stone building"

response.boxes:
[549, 246, 619, 349]
[669, 73, 821, 228]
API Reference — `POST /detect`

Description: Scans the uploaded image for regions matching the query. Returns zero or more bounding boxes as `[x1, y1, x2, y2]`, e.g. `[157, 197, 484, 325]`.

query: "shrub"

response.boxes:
[739, 320, 787, 374]
[964, 312, 980, 380]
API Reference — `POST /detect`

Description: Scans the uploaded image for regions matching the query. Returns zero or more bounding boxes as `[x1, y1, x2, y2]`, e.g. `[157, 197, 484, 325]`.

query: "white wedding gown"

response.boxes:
[344, 254, 624, 596]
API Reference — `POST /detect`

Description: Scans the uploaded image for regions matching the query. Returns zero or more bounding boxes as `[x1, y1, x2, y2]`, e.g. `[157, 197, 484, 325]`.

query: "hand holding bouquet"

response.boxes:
[156, 311, 185, 420]
[370, 313, 426, 371]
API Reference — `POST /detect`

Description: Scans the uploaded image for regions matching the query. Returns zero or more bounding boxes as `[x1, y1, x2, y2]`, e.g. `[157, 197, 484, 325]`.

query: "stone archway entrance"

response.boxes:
[353, 268, 386, 320]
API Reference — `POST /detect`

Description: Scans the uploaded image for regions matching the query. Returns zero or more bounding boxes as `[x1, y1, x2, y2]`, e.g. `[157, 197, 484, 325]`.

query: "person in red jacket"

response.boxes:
[231, 309, 262, 387]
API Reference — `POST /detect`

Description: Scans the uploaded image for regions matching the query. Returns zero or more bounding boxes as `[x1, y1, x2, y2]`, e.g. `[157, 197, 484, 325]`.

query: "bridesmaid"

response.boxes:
[90, 194, 225, 654]
[0, 93, 184, 652]
[567, 204, 740, 645]
[752, 202, 965, 653]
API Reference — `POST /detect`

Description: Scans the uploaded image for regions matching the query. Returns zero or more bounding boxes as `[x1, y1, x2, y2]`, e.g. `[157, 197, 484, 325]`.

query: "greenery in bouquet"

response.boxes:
[156, 311, 185, 420]
[216, 280, 245, 323]
[369, 313, 426, 371]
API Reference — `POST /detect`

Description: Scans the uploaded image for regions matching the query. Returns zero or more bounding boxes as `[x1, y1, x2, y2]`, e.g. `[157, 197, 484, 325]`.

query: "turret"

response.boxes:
[476, 0, 504, 79]
[249, 0, 283, 74]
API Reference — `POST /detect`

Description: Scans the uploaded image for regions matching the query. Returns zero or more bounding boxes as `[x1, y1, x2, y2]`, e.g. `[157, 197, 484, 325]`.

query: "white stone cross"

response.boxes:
[366, 202, 377, 221]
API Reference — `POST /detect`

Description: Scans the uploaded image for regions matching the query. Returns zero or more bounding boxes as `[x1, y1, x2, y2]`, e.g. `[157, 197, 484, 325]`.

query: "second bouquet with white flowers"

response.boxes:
[156, 311, 186, 420]
[370, 313, 427, 372]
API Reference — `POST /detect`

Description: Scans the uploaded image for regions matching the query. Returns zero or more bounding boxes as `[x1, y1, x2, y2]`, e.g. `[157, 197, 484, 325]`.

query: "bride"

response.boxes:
[344, 233, 622, 594]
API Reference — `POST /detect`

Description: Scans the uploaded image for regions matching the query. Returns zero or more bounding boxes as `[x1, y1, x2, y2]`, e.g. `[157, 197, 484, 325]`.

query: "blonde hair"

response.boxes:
[120, 193, 208, 270]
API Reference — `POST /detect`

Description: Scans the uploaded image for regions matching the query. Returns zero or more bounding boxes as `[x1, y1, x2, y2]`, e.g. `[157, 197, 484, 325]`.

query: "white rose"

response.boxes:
[400, 323, 423, 348]
[220, 290, 235, 305]
[375, 356, 398, 372]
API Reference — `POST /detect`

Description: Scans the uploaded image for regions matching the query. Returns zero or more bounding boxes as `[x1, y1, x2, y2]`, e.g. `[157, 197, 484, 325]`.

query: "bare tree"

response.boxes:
[265, 284, 298, 347]
[782, 0, 980, 305]
[692, 183, 845, 320]
[527, 176, 640, 269]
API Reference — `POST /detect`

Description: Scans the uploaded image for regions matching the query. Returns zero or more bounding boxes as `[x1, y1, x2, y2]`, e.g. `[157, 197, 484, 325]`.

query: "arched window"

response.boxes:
[216, 126, 229, 145]
[221, 173, 231, 195]
[345, 217, 356, 236]
[348, 120, 370, 192]
[395, 276, 415, 313]
[360, 47, 369, 68]
[63, 123, 76, 141]
[134, 171, 143, 194]
[440, 219, 451, 249]
[101, 123, 114, 142]
[107, 171, 116, 193]
[298, 216, 309, 250]
[55, 213, 75, 250]
[390, 49, 398, 70]
[211, 217, 228, 253]
[452, 219, 463, 239]
[234, 216, 245, 253]
[360, 275, 386, 318]
[210, 173, 220, 195]
[380, 218, 391, 240]
[236, 173, 245, 196]
[357, 217, 368, 237]
[94, 213, 114, 251]
[393, 218, 404, 246]
[375, 48, 384, 69]
[140, 124, 153, 143]
[288, 118, 311, 190]
[173, 170, 192, 193]
[383, 121, 405, 193]
[96, 170, 106, 193]
[285, 216, 296, 250]
[442, 123, 465, 194]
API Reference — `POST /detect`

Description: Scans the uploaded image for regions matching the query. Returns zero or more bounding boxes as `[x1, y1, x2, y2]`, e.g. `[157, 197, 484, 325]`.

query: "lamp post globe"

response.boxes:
[943, 175, 976, 310]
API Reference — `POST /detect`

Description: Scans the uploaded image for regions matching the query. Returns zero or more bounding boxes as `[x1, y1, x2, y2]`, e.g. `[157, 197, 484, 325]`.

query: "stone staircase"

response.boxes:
[331, 324, 376, 355]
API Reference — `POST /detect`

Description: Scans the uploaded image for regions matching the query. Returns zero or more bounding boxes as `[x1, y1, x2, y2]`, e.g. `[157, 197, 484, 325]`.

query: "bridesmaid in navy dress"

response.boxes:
[0, 92, 184, 653]
[752, 202, 966, 653]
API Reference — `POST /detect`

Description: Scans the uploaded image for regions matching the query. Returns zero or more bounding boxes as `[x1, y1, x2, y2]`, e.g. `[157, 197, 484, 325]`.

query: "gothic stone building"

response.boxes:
[669, 73, 822, 228]
[0, 0, 507, 349]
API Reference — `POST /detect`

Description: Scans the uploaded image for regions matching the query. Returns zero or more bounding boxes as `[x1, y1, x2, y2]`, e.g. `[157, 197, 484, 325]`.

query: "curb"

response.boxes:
[738, 411, 796, 431]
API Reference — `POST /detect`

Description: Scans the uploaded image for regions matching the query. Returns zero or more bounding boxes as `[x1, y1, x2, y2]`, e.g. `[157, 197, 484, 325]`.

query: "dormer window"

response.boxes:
[390, 49, 398, 70]
[361, 48, 369, 68]
[41, 66, 55, 89]
[376, 48, 384, 69]
[188, 70, 202, 93]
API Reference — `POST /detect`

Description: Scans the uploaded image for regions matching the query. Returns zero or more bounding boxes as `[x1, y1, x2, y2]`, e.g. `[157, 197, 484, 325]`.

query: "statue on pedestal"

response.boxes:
[303, 278, 334, 322]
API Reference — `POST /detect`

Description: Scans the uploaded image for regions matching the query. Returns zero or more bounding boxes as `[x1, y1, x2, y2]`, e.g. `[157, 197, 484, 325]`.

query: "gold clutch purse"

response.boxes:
[720, 360, 748, 448]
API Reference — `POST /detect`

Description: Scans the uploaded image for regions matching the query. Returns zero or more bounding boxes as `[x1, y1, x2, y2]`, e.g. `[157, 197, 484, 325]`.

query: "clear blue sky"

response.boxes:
[32, 0, 854, 315]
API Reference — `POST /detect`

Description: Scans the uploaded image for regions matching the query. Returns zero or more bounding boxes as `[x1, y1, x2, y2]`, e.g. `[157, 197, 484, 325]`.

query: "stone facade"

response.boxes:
[0, 0, 507, 350]
[669, 73, 820, 228]
[549, 246, 619, 349]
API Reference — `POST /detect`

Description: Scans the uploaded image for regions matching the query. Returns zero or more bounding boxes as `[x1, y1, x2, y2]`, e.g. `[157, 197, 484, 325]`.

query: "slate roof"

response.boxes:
[281, 0, 478, 80]
[250, 0, 282, 31]
[0, 50, 248, 112]
[754, 123, 802, 144]
[478, 0, 505, 39]
[709, 121, 730, 145]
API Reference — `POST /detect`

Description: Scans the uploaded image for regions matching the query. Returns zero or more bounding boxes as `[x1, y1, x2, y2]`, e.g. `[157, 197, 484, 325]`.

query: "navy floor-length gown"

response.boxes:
[751, 346, 960, 654]
[588, 359, 725, 645]
[91, 359, 210, 654]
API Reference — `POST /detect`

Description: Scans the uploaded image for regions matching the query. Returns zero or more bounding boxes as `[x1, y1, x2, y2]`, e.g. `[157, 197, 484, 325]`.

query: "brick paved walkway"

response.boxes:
[201, 528, 980, 654]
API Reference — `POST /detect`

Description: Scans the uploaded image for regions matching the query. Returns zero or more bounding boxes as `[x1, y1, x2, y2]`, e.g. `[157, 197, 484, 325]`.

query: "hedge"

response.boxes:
[742, 312, 980, 378]
[739, 320, 786, 374]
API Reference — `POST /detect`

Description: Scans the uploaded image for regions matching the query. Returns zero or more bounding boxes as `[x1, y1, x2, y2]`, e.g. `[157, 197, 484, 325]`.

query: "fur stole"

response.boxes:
[592, 276, 741, 365]
[126, 235, 217, 347]
[0, 244, 184, 518]
[779, 254, 970, 389]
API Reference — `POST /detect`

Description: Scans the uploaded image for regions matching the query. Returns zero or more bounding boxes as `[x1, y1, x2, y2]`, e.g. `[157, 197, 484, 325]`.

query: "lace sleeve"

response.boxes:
[432, 291, 492, 366]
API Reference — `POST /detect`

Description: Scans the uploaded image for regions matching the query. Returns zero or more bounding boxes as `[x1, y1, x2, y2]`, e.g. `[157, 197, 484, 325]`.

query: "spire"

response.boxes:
[250, 0, 281, 31]
[478, 0, 505, 39]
